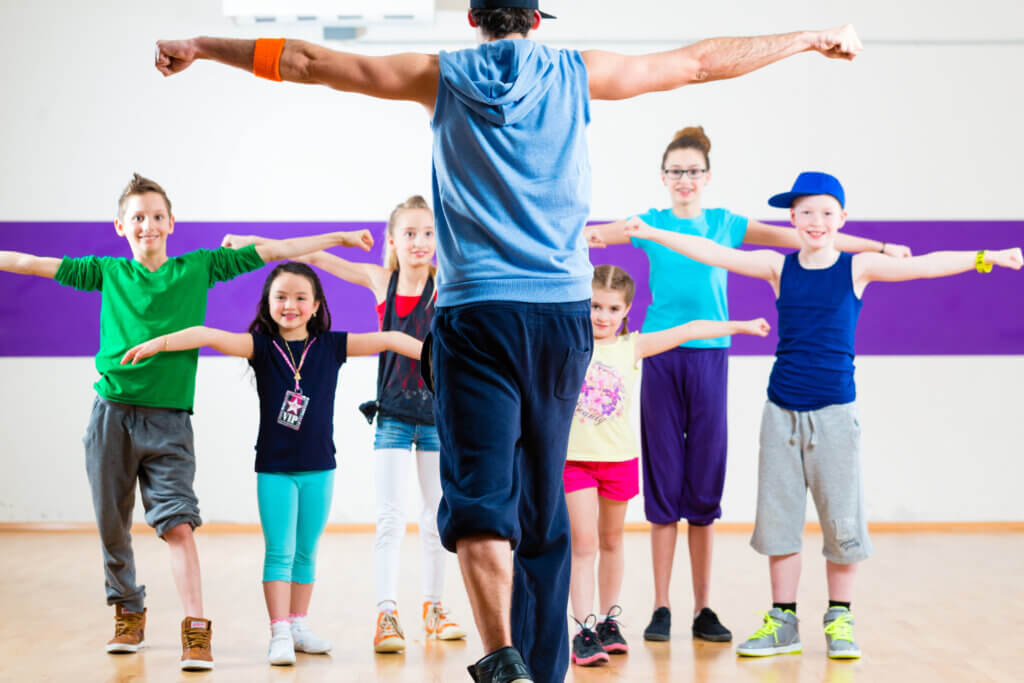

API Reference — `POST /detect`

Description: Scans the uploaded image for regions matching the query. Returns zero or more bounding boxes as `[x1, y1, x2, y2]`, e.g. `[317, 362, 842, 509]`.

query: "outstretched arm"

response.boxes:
[300, 251, 391, 301]
[854, 248, 1022, 291]
[121, 326, 254, 365]
[627, 217, 784, 285]
[221, 230, 374, 263]
[583, 25, 862, 100]
[346, 331, 423, 359]
[584, 220, 633, 248]
[743, 221, 912, 257]
[0, 251, 62, 279]
[635, 318, 770, 361]
[155, 37, 439, 109]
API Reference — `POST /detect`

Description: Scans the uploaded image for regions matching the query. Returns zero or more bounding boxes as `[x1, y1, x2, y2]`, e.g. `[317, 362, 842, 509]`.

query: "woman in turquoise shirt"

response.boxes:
[588, 126, 909, 643]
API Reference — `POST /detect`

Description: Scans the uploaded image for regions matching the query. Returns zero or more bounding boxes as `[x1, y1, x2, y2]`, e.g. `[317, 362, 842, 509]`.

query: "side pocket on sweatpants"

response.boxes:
[420, 331, 435, 394]
[554, 347, 591, 401]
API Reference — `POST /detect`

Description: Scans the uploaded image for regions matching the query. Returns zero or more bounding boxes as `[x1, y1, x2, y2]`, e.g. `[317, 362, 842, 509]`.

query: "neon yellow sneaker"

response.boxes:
[423, 601, 466, 641]
[823, 607, 861, 659]
[736, 608, 801, 657]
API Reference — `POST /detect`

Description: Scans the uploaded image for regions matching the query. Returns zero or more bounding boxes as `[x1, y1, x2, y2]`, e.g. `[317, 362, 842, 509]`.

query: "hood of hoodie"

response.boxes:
[439, 40, 557, 126]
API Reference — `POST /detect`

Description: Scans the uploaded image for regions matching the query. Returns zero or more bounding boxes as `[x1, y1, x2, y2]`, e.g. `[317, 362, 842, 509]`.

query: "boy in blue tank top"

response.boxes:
[626, 172, 1021, 661]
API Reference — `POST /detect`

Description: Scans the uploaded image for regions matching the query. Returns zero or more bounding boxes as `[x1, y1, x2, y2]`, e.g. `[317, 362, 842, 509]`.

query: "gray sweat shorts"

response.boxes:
[84, 396, 202, 609]
[750, 400, 872, 564]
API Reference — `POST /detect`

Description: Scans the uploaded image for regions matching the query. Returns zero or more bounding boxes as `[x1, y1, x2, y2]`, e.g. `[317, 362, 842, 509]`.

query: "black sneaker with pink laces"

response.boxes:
[571, 615, 609, 667]
[595, 605, 629, 654]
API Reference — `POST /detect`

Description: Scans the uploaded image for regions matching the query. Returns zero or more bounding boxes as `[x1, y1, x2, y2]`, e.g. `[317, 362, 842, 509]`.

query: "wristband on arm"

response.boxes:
[253, 38, 286, 81]
[976, 250, 993, 273]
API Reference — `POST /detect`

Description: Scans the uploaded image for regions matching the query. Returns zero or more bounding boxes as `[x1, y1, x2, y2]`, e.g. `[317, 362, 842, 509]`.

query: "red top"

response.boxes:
[376, 294, 433, 328]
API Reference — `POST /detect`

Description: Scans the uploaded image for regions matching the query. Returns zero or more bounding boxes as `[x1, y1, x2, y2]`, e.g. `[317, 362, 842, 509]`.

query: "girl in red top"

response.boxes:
[302, 196, 463, 653]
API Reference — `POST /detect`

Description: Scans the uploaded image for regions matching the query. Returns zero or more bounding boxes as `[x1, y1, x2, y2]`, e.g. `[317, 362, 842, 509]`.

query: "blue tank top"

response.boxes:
[768, 251, 862, 411]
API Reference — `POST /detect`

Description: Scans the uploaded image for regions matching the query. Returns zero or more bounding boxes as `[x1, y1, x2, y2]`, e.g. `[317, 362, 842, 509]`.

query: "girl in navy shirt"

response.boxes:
[122, 262, 422, 666]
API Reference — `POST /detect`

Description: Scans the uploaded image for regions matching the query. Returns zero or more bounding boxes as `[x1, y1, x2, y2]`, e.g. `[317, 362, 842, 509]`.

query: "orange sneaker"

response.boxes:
[106, 605, 146, 653]
[423, 601, 467, 641]
[180, 616, 214, 671]
[373, 611, 406, 653]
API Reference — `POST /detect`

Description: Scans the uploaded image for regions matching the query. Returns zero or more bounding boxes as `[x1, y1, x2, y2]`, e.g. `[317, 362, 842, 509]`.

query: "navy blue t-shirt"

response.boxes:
[249, 331, 348, 473]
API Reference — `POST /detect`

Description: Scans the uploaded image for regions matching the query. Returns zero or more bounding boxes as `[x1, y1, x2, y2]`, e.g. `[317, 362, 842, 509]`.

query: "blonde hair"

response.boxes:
[593, 264, 636, 336]
[662, 125, 711, 170]
[383, 195, 435, 275]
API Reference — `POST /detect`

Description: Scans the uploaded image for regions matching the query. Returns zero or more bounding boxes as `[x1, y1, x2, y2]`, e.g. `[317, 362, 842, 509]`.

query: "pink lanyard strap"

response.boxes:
[271, 337, 317, 392]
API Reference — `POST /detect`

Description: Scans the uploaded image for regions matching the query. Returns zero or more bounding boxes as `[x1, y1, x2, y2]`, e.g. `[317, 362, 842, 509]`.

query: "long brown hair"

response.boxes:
[662, 126, 711, 170]
[593, 264, 635, 336]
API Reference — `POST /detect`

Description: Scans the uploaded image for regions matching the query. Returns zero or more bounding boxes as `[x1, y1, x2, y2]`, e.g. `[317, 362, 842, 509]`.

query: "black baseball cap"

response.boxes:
[470, 1, 556, 19]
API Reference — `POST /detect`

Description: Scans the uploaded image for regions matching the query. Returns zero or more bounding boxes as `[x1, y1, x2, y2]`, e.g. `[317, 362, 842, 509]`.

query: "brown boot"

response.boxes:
[180, 616, 214, 671]
[106, 605, 146, 653]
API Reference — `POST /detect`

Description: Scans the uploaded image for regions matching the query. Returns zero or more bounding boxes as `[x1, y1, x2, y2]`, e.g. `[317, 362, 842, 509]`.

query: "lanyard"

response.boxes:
[272, 337, 317, 393]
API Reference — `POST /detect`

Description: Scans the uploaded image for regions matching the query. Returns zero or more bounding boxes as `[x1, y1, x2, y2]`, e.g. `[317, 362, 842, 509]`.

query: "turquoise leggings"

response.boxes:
[257, 470, 335, 584]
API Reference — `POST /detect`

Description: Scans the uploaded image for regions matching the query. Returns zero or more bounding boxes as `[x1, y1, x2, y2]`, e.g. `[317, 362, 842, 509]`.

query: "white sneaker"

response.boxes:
[268, 623, 296, 666]
[291, 617, 333, 654]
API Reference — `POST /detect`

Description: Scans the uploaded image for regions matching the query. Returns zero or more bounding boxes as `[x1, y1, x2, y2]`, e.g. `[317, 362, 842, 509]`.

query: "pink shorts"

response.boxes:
[563, 458, 640, 501]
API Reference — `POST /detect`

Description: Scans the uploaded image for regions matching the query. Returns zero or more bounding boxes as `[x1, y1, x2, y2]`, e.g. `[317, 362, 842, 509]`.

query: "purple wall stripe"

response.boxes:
[1, 220, 1021, 357]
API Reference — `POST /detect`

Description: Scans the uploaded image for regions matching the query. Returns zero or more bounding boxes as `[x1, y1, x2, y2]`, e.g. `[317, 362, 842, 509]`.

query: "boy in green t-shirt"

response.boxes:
[0, 173, 373, 671]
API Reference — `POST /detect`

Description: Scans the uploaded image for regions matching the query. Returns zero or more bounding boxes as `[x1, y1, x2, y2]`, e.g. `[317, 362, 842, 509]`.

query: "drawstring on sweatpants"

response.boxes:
[787, 409, 818, 449]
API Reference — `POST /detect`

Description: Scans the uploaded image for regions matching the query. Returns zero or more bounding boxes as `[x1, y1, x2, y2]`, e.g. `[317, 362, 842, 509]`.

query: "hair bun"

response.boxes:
[672, 126, 710, 154]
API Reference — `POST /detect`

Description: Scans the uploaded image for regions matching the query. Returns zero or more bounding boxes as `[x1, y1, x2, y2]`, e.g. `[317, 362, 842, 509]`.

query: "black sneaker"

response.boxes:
[595, 605, 629, 654]
[691, 607, 732, 642]
[643, 606, 671, 642]
[467, 646, 533, 683]
[571, 616, 609, 667]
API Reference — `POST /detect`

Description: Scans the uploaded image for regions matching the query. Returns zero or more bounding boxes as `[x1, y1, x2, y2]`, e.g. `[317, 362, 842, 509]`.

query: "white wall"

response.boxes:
[2, 0, 1024, 221]
[4, 356, 1023, 524]
[1, 0, 1023, 523]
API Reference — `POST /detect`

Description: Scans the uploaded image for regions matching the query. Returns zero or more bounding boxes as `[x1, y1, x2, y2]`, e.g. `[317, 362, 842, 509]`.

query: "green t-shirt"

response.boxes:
[55, 245, 265, 411]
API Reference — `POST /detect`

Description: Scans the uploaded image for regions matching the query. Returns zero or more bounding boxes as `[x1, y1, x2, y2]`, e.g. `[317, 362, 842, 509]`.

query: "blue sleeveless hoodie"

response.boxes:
[431, 40, 592, 306]
[768, 252, 863, 411]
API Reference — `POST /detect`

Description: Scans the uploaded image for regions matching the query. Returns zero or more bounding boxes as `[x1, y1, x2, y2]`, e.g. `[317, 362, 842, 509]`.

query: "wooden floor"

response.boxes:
[1, 530, 1021, 682]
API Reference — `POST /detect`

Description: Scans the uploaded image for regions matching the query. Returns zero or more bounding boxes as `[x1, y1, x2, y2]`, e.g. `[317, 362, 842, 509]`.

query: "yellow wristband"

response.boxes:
[164, 335, 169, 351]
[976, 250, 993, 273]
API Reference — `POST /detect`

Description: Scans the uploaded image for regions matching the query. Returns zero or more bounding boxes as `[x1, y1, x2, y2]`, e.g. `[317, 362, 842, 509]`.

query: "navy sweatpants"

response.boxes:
[431, 300, 592, 683]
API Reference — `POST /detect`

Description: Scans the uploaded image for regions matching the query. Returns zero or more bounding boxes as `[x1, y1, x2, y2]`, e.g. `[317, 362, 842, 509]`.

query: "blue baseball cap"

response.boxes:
[768, 172, 845, 208]
[470, 1, 556, 19]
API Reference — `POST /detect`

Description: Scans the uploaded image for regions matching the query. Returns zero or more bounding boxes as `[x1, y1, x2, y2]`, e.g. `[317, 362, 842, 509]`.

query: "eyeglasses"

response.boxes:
[662, 168, 708, 180]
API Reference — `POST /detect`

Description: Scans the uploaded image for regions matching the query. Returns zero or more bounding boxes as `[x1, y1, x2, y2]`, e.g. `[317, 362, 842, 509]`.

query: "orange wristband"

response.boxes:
[253, 38, 285, 81]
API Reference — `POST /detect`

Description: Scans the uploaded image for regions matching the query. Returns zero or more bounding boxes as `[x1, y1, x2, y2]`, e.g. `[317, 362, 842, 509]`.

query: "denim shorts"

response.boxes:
[374, 416, 441, 452]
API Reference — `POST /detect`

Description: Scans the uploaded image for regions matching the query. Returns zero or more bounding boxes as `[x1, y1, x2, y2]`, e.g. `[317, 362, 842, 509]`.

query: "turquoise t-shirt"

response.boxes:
[631, 208, 749, 348]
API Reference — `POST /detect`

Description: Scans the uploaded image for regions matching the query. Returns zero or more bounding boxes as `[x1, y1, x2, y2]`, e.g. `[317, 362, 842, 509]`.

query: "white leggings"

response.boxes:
[374, 448, 445, 607]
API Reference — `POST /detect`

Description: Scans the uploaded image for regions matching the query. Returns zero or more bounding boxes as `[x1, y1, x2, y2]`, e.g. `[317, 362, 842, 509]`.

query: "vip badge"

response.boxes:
[277, 390, 310, 430]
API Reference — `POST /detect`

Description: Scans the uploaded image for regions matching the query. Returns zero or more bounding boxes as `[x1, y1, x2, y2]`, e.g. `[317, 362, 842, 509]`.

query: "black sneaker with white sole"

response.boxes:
[467, 646, 533, 683]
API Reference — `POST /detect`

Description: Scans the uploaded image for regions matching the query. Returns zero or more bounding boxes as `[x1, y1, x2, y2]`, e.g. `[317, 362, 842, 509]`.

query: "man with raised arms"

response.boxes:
[155, 4, 862, 681]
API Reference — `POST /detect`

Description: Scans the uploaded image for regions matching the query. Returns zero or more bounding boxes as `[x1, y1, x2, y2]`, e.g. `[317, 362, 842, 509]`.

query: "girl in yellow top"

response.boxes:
[564, 265, 769, 667]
